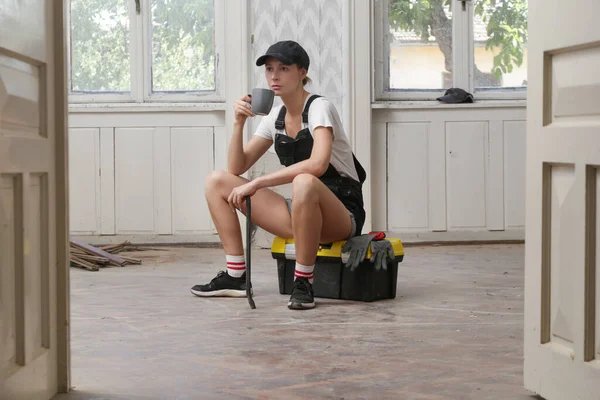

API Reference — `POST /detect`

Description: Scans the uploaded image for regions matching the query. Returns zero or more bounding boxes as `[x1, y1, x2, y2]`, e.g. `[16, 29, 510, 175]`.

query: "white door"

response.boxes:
[0, 1, 70, 400]
[524, 0, 600, 399]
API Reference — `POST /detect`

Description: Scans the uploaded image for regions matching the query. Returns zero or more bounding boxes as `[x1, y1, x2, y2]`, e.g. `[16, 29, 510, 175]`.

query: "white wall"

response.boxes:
[68, 110, 225, 244]
[372, 104, 526, 242]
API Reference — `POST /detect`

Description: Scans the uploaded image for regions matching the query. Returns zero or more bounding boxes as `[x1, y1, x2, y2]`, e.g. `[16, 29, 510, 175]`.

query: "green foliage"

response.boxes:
[70, 0, 215, 93]
[389, 0, 453, 42]
[70, 0, 130, 92]
[476, 0, 527, 79]
[388, 0, 527, 81]
[151, 0, 215, 91]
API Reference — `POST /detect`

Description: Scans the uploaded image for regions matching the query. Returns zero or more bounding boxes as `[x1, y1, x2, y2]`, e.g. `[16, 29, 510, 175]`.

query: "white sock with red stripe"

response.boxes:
[294, 262, 314, 284]
[226, 255, 246, 278]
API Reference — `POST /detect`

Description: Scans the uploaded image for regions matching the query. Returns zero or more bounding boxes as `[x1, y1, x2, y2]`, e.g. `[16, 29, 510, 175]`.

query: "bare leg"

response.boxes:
[291, 174, 353, 266]
[205, 170, 293, 256]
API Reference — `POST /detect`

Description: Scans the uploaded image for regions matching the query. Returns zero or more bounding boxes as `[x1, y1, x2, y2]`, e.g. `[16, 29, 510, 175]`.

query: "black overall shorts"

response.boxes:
[273, 95, 367, 237]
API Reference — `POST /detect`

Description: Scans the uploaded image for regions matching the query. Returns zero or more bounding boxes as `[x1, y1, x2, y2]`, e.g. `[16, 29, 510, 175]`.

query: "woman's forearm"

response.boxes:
[227, 121, 246, 175]
[253, 159, 326, 189]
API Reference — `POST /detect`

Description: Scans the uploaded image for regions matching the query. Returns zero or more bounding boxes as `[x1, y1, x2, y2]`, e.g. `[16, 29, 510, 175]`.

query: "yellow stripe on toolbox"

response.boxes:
[271, 237, 404, 259]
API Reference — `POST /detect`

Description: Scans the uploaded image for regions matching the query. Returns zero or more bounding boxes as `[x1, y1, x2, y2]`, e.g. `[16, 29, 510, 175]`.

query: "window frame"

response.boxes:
[374, 0, 526, 101]
[67, 0, 224, 104]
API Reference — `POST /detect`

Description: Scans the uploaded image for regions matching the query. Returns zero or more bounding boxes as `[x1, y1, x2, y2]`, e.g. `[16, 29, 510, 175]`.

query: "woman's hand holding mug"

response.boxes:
[234, 94, 255, 123]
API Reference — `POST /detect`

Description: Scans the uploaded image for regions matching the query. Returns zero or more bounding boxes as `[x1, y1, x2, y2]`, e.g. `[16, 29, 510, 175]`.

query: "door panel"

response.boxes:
[115, 128, 157, 234]
[0, 175, 18, 372]
[68, 128, 100, 234]
[0, 1, 68, 399]
[550, 46, 600, 122]
[547, 164, 576, 350]
[387, 122, 430, 230]
[446, 121, 488, 229]
[504, 121, 526, 229]
[171, 127, 214, 234]
[524, 0, 600, 398]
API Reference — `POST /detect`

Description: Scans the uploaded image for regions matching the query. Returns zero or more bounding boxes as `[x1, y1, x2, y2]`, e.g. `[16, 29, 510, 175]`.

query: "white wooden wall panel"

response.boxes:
[487, 121, 505, 230]
[428, 121, 447, 231]
[69, 117, 222, 241]
[68, 111, 225, 129]
[99, 128, 115, 234]
[213, 126, 227, 173]
[68, 111, 527, 242]
[154, 128, 172, 235]
[446, 121, 488, 229]
[387, 123, 429, 230]
[504, 121, 527, 228]
[212, 126, 227, 232]
[171, 127, 214, 234]
[376, 107, 526, 241]
[68, 128, 100, 234]
[372, 123, 387, 230]
[115, 128, 156, 234]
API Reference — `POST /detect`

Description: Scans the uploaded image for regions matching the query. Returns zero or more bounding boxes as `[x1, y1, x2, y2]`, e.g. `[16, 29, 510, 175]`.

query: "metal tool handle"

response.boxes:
[245, 196, 256, 309]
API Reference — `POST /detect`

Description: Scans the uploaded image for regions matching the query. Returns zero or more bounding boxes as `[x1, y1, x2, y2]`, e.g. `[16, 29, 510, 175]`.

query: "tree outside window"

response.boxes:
[150, 0, 215, 92]
[387, 0, 527, 93]
[69, 0, 216, 100]
[70, 0, 131, 92]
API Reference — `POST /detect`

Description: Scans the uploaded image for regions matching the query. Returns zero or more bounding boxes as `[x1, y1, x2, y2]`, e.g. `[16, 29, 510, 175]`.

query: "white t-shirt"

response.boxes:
[254, 95, 360, 182]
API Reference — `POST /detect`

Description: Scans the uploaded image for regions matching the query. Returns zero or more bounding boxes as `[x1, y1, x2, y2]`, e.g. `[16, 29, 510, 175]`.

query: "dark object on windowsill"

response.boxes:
[437, 88, 474, 104]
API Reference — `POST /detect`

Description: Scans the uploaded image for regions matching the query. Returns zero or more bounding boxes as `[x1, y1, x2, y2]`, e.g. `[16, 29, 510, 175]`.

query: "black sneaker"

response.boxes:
[287, 278, 316, 310]
[190, 271, 250, 298]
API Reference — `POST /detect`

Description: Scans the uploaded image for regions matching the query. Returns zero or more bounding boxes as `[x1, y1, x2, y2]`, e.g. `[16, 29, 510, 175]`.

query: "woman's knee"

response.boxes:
[292, 173, 319, 202]
[205, 170, 236, 193]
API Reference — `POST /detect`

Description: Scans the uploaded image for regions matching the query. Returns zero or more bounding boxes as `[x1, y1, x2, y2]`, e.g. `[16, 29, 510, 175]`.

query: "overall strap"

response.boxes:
[273, 94, 323, 130]
[302, 95, 322, 124]
[353, 154, 367, 184]
[275, 106, 287, 130]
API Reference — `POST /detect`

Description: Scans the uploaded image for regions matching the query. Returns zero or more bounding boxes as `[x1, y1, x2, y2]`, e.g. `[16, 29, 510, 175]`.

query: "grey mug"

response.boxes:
[251, 88, 275, 116]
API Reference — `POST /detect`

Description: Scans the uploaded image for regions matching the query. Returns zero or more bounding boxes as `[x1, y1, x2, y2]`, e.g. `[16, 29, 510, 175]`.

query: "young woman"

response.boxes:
[191, 40, 365, 310]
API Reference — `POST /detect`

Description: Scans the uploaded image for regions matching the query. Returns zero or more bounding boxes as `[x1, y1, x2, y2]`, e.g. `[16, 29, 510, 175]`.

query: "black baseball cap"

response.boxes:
[437, 88, 474, 103]
[256, 40, 310, 71]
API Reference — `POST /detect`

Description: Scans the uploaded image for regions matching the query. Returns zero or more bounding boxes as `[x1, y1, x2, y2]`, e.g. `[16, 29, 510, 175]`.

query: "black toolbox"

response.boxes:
[271, 237, 404, 302]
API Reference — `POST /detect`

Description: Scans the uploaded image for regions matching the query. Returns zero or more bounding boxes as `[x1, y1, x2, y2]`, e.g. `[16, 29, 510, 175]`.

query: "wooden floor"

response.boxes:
[53, 244, 537, 400]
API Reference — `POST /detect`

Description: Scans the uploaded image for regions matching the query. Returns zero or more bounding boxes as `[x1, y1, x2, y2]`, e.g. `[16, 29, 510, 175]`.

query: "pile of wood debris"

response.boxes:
[69, 238, 159, 271]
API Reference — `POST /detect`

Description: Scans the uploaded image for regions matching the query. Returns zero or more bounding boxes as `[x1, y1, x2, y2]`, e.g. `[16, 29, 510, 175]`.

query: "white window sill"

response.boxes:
[68, 102, 227, 113]
[372, 100, 527, 110]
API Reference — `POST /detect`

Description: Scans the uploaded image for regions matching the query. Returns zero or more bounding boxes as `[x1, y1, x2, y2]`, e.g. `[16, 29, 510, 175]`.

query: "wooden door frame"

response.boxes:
[54, 0, 71, 393]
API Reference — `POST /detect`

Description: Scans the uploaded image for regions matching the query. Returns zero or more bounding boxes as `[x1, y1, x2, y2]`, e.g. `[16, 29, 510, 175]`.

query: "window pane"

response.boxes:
[70, 0, 130, 92]
[151, 0, 215, 92]
[388, 0, 453, 90]
[474, 0, 528, 90]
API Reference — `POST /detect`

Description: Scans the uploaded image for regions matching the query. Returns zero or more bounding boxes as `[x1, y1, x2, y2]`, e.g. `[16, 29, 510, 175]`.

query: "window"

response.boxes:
[472, 0, 528, 92]
[68, 0, 221, 103]
[69, 0, 131, 94]
[150, 0, 215, 93]
[375, 0, 528, 100]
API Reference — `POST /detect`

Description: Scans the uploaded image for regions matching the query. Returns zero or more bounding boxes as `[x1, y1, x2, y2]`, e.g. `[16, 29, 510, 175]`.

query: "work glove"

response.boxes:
[341, 233, 376, 271]
[369, 239, 395, 271]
